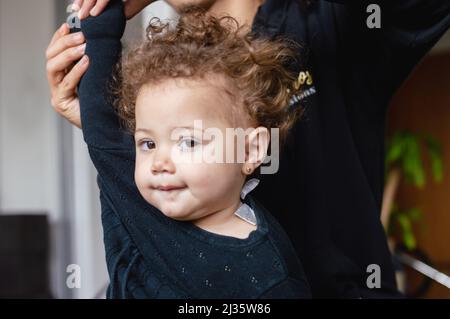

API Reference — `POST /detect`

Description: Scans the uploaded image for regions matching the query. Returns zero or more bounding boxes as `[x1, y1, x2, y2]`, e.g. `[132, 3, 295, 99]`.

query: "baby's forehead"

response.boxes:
[136, 77, 248, 127]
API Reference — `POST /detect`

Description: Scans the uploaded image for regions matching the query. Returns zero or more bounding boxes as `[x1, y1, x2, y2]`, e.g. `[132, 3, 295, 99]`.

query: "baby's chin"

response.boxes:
[145, 197, 196, 221]
[137, 187, 191, 219]
[159, 205, 194, 221]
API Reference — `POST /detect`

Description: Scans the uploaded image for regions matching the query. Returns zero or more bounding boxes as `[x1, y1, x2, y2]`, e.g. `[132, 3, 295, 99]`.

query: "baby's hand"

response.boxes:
[74, 0, 155, 20]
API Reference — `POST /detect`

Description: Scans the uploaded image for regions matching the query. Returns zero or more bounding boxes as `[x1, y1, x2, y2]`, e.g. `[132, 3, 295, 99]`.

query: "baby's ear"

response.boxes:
[243, 127, 269, 174]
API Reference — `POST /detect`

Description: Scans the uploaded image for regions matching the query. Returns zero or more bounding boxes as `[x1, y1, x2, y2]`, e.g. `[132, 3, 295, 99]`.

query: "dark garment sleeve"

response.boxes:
[325, 0, 450, 103]
[78, 0, 134, 153]
[78, 0, 141, 229]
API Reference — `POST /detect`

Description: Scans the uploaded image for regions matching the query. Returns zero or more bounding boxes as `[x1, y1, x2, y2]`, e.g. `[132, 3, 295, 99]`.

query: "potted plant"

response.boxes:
[381, 130, 444, 251]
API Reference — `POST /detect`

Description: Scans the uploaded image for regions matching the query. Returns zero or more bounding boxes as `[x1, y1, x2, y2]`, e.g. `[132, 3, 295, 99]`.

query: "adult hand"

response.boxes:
[46, 23, 88, 128]
[74, 0, 155, 20]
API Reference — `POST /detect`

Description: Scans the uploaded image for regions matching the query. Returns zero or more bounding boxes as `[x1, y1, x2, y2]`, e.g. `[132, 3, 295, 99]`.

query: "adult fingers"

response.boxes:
[46, 31, 85, 60]
[89, 0, 110, 16]
[46, 44, 86, 86]
[48, 23, 69, 49]
[78, 0, 96, 19]
[58, 55, 90, 94]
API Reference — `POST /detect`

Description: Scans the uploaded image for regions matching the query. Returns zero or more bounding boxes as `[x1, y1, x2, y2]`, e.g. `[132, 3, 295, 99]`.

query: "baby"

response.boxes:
[79, 0, 309, 298]
[118, 15, 302, 240]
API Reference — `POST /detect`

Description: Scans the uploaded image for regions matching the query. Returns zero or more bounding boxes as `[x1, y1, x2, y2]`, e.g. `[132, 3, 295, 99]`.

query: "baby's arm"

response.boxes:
[78, 0, 133, 151]
[78, 0, 141, 214]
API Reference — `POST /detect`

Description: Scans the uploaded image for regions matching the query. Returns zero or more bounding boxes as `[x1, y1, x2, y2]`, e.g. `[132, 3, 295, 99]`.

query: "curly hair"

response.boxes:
[115, 8, 303, 144]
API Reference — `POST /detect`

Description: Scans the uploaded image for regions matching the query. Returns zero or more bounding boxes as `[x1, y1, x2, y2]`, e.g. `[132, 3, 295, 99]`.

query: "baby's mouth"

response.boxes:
[154, 185, 186, 192]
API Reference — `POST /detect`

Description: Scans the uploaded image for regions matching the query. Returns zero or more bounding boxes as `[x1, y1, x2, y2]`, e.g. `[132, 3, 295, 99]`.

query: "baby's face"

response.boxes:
[134, 78, 249, 221]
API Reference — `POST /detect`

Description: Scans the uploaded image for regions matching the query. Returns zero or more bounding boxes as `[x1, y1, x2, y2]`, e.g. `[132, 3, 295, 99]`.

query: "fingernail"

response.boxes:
[90, 7, 97, 16]
[77, 43, 86, 54]
[80, 55, 89, 65]
[73, 32, 84, 42]
[71, 3, 80, 12]
[59, 23, 66, 35]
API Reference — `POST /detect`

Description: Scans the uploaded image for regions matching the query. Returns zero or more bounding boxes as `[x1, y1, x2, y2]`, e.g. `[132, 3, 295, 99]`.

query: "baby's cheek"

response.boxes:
[134, 161, 149, 195]
[184, 163, 235, 198]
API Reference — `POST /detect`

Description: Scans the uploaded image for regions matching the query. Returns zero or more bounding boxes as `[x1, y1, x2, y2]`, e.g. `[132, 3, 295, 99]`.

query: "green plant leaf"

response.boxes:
[385, 130, 444, 251]
[402, 136, 425, 188]
[425, 137, 444, 183]
[386, 133, 404, 165]
[407, 207, 422, 221]
[397, 213, 416, 251]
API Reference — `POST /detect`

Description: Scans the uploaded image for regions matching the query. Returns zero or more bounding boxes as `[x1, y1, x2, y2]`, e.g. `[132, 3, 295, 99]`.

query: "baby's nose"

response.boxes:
[151, 149, 175, 174]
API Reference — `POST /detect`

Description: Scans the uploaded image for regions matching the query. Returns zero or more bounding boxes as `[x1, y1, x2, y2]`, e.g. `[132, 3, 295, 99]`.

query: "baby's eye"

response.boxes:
[139, 140, 155, 151]
[179, 137, 200, 151]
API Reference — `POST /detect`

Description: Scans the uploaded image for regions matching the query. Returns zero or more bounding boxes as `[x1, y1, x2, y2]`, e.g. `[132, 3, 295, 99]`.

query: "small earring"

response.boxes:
[246, 167, 252, 174]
